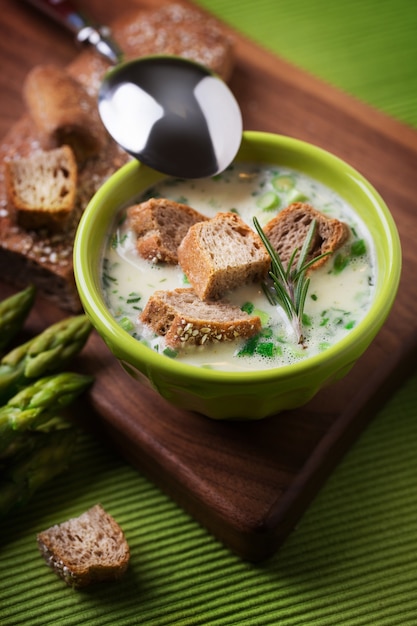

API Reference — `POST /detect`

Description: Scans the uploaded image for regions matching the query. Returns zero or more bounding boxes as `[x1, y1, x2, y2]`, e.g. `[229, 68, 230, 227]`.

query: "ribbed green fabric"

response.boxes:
[2, 370, 417, 625]
[2, 2, 417, 624]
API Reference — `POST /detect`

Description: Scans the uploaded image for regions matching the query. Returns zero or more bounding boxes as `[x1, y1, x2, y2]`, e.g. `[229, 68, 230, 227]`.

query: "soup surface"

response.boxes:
[101, 162, 376, 371]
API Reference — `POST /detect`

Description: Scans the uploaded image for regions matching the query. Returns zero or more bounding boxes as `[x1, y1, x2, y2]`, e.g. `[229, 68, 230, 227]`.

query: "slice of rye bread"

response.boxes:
[177, 212, 271, 301]
[127, 198, 208, 264]
[140, 287, 261, 347]
[0, 3, 235, 312]
[4, 145, 77, 232]
[263, 202, 350, 271]
[37, 504, 130, 588]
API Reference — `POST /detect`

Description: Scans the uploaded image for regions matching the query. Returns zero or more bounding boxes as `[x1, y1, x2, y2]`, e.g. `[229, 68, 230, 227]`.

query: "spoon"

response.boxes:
[23, 0, 243, 179]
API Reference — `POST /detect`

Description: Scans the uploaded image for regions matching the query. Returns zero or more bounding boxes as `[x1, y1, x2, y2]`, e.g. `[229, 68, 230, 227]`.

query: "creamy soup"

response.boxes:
[101, 162, 376, 371]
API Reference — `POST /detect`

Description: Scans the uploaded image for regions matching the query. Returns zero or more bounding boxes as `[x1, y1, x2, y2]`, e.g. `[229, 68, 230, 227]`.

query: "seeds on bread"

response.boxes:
[140, 287, 261, 347]
[5, 146, 77, 232]
[127, 198, 208, 264]
[263, 202, 350, 271]
[37, 504, 130, 588]
[178, 212, 270, 301]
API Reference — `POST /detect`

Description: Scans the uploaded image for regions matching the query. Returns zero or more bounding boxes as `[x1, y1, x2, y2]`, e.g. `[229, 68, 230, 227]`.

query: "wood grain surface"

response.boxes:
[1, 0, 417, 561]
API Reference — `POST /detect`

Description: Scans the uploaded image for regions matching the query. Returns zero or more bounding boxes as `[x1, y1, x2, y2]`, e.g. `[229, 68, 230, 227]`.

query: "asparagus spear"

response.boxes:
[0, 315, 92, 404]
[0, 429, 78, 517]
[0, 371, 93, 457]
[0, 285, 36, 353]
[0, 372, 93, 516]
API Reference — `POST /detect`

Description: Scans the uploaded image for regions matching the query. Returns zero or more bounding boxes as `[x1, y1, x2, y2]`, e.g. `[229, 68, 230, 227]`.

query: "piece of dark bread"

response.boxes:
[0, 4, 235, 312]
[37, 504, 130, 588]
[127, 198, 208, 264]
[178, 212, 271, 301]
[140, 287, 261, 348]
[23, 64, 107, 163]
[263, 202, 350, 271]
[4, 146, 77, 232]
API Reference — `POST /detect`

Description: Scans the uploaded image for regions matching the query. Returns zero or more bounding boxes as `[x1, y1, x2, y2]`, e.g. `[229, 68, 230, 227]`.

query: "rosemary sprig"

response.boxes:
[254, 216, 330, 346]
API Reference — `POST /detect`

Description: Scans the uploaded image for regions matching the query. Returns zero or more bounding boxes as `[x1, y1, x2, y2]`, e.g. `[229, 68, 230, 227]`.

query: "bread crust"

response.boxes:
[37, 504, 130, 588]
[178, 212, 270, 301]
[263, 202, 350, 271]
[23, 65, 107, 163]
[141, 287, 261, 348]
[127, 198, 208, 264]
[4, 145, 77, 232]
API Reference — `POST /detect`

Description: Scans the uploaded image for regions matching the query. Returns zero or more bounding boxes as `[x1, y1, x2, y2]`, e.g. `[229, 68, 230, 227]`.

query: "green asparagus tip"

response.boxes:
[0, 285, 36, 353]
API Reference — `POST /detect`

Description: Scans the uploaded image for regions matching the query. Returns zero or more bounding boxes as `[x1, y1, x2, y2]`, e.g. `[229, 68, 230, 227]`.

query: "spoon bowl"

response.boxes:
[98, 55, 243, 178]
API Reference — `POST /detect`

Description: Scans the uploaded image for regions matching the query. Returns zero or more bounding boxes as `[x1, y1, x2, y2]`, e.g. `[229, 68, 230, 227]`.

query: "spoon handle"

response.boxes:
[23, 0, 122, 64]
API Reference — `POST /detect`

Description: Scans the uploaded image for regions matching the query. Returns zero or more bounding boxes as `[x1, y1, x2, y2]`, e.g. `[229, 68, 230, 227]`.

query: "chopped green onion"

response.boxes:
[119, 317, 134, 332]
[272, 174, 295, 192]
[256, 191, 280, 211]
[285, 189, 309, 204]
[252, 308, 270, 325]
[319, 342, 332, 351]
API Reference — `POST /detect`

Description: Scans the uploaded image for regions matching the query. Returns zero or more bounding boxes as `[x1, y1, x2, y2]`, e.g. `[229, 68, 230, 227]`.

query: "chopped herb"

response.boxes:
[102, 272, 117, 288]
[351, 239, 367, 256]
[332, 253, 349, 274]
[311, 293, 318, 301]
[163, 347, 178, 358]
[320, 316, 330, 327]
[110, 232, 128, 249]
[302, 313, 312, 327]
[237, 335, 259, 357]
[255, 342, 275, 358]
[126, 293, 141, 304]
[241, 301, 255, 314]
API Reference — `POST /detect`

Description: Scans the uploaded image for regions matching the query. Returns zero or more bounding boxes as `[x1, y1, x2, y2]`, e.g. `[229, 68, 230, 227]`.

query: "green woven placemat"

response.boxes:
[2, 1, 417, 624]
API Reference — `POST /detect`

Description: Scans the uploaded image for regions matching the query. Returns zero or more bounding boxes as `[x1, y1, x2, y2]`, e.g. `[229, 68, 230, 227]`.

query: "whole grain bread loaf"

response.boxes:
[127, 198, 208, 264]
[5, 145, 77, 232]
[263, 202, 350, 271]
[140, 287, 261, 347]
[0, 3, 235, 312]
[37, 504, 130, 588]
[178, 212, 271, 301]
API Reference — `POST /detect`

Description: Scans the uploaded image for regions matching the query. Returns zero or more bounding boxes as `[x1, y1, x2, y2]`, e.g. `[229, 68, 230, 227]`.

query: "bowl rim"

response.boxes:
[74, 131, 402, 384]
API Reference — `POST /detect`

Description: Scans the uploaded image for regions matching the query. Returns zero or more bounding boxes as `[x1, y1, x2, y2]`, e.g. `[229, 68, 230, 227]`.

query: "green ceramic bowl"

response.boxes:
[73, 131, 401, 420]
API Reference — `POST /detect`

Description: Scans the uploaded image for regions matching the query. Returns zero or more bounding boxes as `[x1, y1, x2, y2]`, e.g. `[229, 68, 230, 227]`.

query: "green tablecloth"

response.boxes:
[2, 2, 417, 624]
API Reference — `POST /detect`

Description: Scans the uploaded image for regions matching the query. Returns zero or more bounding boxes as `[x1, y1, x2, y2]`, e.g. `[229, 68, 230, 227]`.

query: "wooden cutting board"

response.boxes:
[1, 0, 417, 561]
